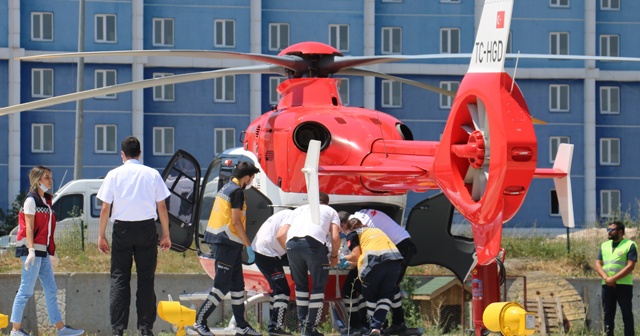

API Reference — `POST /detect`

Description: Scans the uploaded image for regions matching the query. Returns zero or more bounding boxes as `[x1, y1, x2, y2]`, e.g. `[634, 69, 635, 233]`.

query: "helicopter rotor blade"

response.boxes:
[0, 64, 282, 116]
[339, 67, 456, 97]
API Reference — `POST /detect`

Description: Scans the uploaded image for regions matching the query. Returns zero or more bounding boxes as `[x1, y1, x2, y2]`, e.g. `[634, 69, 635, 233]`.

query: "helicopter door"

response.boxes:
[197, 153, 273, 263]
[405, 192, 475, 282]
[159, 149, 201, 252]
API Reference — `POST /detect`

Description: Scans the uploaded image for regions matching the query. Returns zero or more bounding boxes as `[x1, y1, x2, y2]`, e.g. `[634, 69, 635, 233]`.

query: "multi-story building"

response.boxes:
[1, 0, 638, 228]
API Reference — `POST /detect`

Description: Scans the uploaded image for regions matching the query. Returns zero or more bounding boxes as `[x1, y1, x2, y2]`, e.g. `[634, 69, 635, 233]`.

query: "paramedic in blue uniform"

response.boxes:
[192, 161, 262, 336]
[97, 136, 172, 336]
[343, 217, 403, 336]
[282, 192, 341, 336]
[252, 209, 294, 336]
[595, 220, 637, 336]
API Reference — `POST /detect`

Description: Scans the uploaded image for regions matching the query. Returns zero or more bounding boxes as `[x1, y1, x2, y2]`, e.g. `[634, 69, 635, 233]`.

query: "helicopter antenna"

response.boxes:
[510, 51, 521, 94]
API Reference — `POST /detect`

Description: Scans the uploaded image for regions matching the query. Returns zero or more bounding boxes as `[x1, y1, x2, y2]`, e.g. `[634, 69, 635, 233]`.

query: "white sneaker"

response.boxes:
[58, 325, 84, 336]
[236, 325, 262, 336]
[192, 323, 214, 336]
[10, 329, 31, 336]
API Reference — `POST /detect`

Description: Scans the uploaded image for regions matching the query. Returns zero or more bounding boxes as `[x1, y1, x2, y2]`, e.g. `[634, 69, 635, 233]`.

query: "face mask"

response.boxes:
[39, 183, 49, 193]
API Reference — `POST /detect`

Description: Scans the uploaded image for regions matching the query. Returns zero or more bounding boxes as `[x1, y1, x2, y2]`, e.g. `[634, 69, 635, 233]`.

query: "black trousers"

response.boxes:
[602, 284, 634, 336]
[110, 219, 158, 332]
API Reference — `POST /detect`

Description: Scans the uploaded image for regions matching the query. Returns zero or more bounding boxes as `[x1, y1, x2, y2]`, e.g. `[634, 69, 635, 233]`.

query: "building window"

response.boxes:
[549, 136, 570, 163]
[382, 80, 401, 108]
[269, 23, 290, 51]
[153, 73, 175, 101]
[600, 190, 621, 218]
[440, 0, 461, 3]
[95, 124, 117, 153]
[550, 0, 569, 7]
[215, 128, 236, 155]
[600, 86, 620, 114]
[601, 0, 620, 10]
[439, 81, 459, 109]
[31, 12, 53, 41]
[95, 14, 116, 43]
[95, 69, 117, 99]
[269, 77, 286, 105]
[153, 18, 174, 47]
[32, 68, 54, 98]
[215, 75, 235, 102]
[338, 78, 350, 106]
[600, 35, 619, 57]
[32, 123, 54, 153]
[382, 27, 402, 54]
[549, 84, 570, 112]
[329, 24, 349, 52]
[214, 19, 235, 48]
[550, 190, 560, 216]
[600, 138, 620, 165]
[550, 32, 569, 55]
[441, 28, 461, 53]
[153, 127, 174, 156]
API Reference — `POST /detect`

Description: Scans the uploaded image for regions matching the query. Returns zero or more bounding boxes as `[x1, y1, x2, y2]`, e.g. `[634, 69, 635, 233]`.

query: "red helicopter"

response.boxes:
[0, 0, 579, 334]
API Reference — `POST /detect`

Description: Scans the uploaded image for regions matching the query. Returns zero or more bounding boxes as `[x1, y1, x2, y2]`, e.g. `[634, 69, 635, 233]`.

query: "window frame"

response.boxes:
[600, 34, 619, 57]
[94, 69, 117, 99]
[329, 24, 349, 52]
[381, 27, 402, 54]
[440, 28, 461, 54]
[153, 72, 175, 102]
[214, 19, 235, 48]
[269, 23, 290, 51]
[550, 32, 569, 55]
[214, 75, 236, 103]
[549, 136, 570, 163]
[215, 128, 236, 155]
[549, 84, 570, 112]
[269, 76, 286, 105]
[600, 137, 620, 166]
[153, 127, 175, 156]
[337, 78, 350, 106]
[600, 86, 620, 114]
[381, 80, 402, 108]
[31, 12, 54, 42]
[152, 18, 174, 47]
[95, 14, 117, 43]
[32, 68, 54, 98]
[32, 123, 54, 153]
[439, 81, 460, 109]
[600, 190, 621, 218]
[550, 0, 570, 8]
[601, 0, 620, 10]
[95, 124, 117, 154]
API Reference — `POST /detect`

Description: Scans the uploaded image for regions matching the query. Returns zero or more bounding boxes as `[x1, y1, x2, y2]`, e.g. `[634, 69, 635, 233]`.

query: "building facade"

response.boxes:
[1, 0, 639, 228]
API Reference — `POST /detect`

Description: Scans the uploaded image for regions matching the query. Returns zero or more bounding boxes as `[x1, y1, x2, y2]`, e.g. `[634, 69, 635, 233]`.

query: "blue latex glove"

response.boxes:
[246, 246, 256, 263]
[338, 257, 350, 269]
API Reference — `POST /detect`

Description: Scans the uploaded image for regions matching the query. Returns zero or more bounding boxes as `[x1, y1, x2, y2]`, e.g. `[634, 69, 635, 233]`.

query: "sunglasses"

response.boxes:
[607, 228, 618, 233]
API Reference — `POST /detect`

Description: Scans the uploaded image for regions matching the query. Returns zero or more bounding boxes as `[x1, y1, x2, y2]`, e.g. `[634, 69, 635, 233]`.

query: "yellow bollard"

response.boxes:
[483, 302, 536, 336]
[157, 301, 196, 336]
[0, 313, 8, 329]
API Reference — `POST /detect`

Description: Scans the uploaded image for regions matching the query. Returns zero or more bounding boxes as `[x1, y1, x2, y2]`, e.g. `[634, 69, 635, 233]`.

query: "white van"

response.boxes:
[51, 179, 106, 244]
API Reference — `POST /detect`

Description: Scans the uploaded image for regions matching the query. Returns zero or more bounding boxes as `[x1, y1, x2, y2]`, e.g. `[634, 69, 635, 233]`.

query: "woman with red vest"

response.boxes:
[9, 166, 84, 336]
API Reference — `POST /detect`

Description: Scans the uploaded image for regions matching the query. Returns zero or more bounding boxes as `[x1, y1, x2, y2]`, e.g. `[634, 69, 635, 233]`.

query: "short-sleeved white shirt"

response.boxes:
[251, 209, 293, 257]
[97, 159, 171, 221]
[352, 209, 410, 245]
[286, 204, 339, 244]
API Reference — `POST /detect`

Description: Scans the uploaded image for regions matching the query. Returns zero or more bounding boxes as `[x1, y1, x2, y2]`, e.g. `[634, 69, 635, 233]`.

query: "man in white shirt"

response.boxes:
[97, 136, 171, 336]
[251, 209, 294, 336]
[281, 192, 340, 336]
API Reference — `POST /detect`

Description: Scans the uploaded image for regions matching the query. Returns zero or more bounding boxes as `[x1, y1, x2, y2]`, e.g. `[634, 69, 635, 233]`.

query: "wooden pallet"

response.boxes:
[525, 296, 564, 335]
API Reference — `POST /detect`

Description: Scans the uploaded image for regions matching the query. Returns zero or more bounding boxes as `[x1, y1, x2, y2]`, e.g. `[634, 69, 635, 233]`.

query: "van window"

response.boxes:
[91, 195, 102, 218]
[53, 194, 83, 221]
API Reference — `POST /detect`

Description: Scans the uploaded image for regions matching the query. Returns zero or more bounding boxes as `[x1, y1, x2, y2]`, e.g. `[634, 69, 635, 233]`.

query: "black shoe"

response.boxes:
[267, 327, 292, 336]
[339, 327, 362, 336]
[140, 329, 154, 336]
[382, 323, 407, 335]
